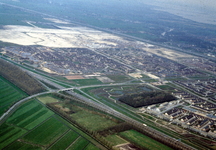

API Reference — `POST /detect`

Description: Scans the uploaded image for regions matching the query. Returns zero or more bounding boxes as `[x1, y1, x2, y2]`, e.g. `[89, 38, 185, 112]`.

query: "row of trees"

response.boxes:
[52, 93, 122, 123]
[98, 122, 133, 136]
[46, 102, 115, 150]
[119, 91, 176, 108]
[0, 59, 45, 95]
[50, 92, 193, 150]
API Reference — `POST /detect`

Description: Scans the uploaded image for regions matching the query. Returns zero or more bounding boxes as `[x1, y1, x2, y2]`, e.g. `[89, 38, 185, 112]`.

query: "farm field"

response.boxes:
[0, 123, 27, 149]
[37, 96, 59, 104]
[105, 134, 128, 146]
[84, 143, 100, 150]
[22, 117, 69, 146]
[73, 78, 103, 86]
[0, 76, 27, 115]
[119, 130, 173, 150]
[53, 114, 106, 150]
[1, 98, 105, 150]
[4, 141, 41, 150]
[70, 107, 118, 131]
[48, 130, 79, 150]
[6, 99, 54, 130]
[0, 104, 10, 117]
[67, 137, 89, 150]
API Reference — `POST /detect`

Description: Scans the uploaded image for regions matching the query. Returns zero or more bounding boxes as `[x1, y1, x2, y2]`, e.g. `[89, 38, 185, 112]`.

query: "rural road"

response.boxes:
[0, 91, 52, 124]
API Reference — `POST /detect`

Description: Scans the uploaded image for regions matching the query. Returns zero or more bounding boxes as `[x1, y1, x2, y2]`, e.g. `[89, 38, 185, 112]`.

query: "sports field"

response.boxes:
[0, 76, 27, 116]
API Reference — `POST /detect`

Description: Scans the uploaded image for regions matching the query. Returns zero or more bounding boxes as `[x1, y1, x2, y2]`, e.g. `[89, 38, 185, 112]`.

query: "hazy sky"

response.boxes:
[4, 0, 216, 25]
[140, 0, 216, 24]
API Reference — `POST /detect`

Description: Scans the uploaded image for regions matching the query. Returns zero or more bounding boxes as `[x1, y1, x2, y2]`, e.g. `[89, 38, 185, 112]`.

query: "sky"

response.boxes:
[2, 0, 216, 25]
[140, 0, 216, 25]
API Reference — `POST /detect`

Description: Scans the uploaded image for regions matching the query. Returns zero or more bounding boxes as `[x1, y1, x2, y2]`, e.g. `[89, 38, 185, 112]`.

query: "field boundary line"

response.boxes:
[17, 115, 54, 139]
[9, 124, 29, 132]
[0, 75, 28, 96]
[53, 115, 85, 138]
[0, 91, 52, 125]
[53, 114, 99, 149]
[81, 141, 90, 150]
[2, 115, 52, 150]
[2, 115, 55, 150]
[65, 136, 81, 150]
[46, 128, 70, 150]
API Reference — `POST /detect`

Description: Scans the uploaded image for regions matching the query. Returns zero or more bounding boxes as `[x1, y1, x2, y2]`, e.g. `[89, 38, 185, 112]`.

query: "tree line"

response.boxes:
[50, 92, 193, 150]
[119, 91, 176, 108]
[46, 102, 116, 150]
[0, 59, 45, 95]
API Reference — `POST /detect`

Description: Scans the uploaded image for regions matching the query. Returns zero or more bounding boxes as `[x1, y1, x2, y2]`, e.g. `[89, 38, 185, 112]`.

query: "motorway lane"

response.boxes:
[0, 75, 195, 150]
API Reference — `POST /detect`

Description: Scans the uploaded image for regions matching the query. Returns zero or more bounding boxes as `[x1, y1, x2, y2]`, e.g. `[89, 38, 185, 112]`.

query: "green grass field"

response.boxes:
[119, 130, 173, 150]
[105, 134, 128, 146]
[0, 123, 27, 149]
[107, 75, 131, 82]
[70, 110, 117, 131]
[0, 104, 10, 117]
[0, 92, 104, 150]
[53, 115, 106, 149]
[22, 117, 69, 146]
[7, 100, 54, 130]
[48, 130, 79, 150]
[0, 99, 55, 149]
[68, 137, 89, 150]
[4, 141, 41, 150]
[157, 84, 176, 92]
[84, 143, 100, 150]
[37, 96, 59, 104]
[0, 76, 27, 115]
[73, 78, 102, 86]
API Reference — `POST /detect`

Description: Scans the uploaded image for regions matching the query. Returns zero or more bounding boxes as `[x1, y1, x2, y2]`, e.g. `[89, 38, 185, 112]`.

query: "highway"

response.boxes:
[0, 54, 197, 149]
[0, 71, 195, 149]
[0, 3, 201, 148]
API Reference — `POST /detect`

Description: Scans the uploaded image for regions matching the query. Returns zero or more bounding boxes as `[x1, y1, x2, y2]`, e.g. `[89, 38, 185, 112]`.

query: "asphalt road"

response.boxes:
[0, 91, 52, 124]
[0, 68, 195, 150]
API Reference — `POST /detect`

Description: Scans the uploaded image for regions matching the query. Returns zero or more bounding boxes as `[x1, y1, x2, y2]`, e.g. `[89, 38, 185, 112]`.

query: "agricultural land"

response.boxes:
[1, 1, 216, 150]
